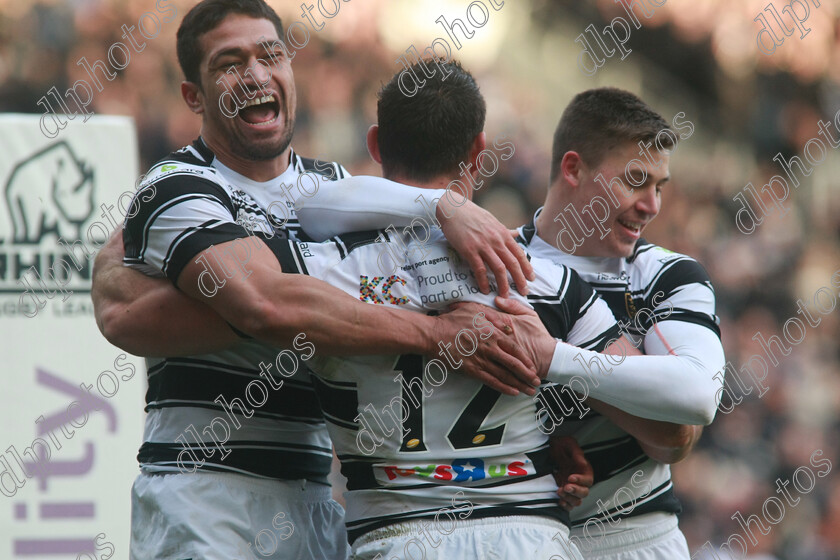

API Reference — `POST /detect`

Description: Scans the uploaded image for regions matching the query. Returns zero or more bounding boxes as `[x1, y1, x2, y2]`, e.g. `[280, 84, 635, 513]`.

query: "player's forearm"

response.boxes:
[297, 176, 446, 240]
[546, 331, 724, 425]
[637, 425, 701, 464]
[240, 272, 437, 356]
[586, 399, 702, 464]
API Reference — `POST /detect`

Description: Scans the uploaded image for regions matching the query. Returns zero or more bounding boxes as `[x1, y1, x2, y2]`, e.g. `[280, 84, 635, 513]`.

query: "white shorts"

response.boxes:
[351, 515, 584, 560]
[130, 471, 349, 560]
[571, 513, 689, 560]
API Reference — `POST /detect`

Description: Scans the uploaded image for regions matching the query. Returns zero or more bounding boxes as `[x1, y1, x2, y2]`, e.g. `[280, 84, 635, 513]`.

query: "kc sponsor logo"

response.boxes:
[360, 275, 410, 305]
[380, 458, 531, 483]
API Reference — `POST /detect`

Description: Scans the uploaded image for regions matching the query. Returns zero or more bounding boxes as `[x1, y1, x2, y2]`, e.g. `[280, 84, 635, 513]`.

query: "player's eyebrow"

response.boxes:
[627, 170, 647, 185]
[208, 47, 248, 66]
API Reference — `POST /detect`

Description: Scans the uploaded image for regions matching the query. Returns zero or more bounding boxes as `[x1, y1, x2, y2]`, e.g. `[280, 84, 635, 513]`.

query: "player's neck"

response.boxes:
[202, 135, 292, 182]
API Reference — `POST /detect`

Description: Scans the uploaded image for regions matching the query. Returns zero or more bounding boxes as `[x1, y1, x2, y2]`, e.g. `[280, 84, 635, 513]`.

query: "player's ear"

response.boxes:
[366, 125, 383, 164]
[560, 151, 584, 188]
[467, 132, 487, 173]
[182, 81, 204, 115]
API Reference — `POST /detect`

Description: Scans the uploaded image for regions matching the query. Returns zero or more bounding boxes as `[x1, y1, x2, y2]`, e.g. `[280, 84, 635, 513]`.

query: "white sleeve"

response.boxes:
[546, 320, 725, 425]
[297, 176, 447, 240]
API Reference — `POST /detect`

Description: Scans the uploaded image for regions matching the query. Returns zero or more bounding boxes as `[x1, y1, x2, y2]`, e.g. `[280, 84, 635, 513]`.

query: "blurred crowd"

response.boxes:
[2, 0, 838, 558]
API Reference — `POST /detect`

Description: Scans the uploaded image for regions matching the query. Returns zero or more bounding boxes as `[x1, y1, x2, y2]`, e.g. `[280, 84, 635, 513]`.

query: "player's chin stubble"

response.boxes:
[233, 117, 296, 162]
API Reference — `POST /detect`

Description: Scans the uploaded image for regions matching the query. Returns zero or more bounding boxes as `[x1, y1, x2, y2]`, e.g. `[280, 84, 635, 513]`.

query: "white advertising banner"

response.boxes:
[0, 114, 146, 559]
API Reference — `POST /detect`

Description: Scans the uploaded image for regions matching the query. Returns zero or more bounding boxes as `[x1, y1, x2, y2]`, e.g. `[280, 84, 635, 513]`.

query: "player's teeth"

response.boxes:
[619, 219, 641, 231]
[243, 95, 276, 108]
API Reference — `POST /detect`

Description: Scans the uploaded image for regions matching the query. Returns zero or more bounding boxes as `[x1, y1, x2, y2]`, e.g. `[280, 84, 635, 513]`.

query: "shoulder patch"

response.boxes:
[298, 156, 344, 181]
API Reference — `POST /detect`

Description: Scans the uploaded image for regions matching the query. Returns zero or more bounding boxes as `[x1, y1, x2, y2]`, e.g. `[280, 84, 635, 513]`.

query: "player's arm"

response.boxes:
[297, 175, 534, 297]
[580, 336, 702, 464]
[521, 271, 725, 425]
[543, 320, 723, 425]
[94, 237, 538, 393]
[586, 398, 703, 464]
[544, 256, 725, 426]
[92, 231, 238, 356]
[495, 272, 724, 426]
[498, 302, 707, 463]
[176, 238, 541, 395]
[107, 176, 540, 395]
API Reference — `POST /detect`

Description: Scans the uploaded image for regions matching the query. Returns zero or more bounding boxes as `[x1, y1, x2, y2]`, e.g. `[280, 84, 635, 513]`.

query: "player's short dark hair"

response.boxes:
[377, 59, 486, 182]
[550, 87, 673, 181]
[176, 0, 284, 85]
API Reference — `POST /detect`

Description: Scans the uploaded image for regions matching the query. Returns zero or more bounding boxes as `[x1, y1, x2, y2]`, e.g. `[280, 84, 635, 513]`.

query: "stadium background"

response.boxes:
[1, 0, 839, 558]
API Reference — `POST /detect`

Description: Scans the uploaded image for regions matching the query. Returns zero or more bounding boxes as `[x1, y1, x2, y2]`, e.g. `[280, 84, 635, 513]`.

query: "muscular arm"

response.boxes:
[92, 232, 237, 356]
[93, 233, 540, 395]
[181, 238, 542, 394]
[177, 238, 441, 353]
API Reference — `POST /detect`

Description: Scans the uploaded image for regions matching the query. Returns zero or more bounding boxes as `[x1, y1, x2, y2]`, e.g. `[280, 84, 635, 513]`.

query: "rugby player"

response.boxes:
[525, 89, 727, 559]
[90, 1, 547, 558]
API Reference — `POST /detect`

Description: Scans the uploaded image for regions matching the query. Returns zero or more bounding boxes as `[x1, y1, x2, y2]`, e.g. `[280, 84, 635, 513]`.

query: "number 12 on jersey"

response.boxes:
[393, 355, 507, 453]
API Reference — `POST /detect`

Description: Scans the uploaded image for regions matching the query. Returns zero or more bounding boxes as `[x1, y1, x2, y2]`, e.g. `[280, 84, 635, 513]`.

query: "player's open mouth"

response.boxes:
[617, 218, 643, 236]
[238, 94, 280, 126]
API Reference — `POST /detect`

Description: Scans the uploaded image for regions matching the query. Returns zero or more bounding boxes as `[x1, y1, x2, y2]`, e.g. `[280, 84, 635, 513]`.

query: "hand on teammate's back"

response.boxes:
[549, 436, 595, 511]
[437, 194, 535, 298]
[435, 301, 542, 396]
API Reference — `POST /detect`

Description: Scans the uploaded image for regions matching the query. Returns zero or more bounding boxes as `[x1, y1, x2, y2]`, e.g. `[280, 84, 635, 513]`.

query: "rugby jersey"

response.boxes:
[275, 228, 621, 543]
[517, 209, 720, 531]
[122, 137, 348, 483]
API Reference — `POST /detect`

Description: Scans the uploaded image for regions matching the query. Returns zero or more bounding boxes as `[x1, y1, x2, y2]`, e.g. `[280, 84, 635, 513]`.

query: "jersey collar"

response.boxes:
[194, 136, 299, 187]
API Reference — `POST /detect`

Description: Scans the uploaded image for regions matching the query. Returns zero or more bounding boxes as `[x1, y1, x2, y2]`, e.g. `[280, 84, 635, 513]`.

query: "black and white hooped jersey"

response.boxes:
[517, 209, 720, 530]
[122, 137, 347, 483]
[271, 228, 620, 543]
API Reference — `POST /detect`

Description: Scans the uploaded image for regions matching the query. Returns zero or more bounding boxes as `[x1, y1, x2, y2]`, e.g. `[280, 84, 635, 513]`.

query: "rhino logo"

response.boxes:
[5, 141, 95, 243]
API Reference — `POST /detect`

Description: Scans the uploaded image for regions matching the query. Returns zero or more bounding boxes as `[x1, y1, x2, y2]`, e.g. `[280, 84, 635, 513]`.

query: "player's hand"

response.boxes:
[494, 296, 556, 379]
[436, 302, 541, 396]
[436, 193, 534, 298]
[550, 436, 594, 511]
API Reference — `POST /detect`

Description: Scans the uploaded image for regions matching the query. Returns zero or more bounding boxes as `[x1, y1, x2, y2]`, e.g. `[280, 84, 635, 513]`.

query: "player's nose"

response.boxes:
[635, 187, 660, 217]
[242, 57, 273, 89]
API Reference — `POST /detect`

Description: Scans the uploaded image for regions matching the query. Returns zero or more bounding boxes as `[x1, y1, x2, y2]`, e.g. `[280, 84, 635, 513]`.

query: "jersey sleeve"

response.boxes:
[564, 272, 621, 352]
[640, 255, 720, 338]
[530, 267, 619, 351]
[296, 176, 447, 241]
[122, 170, 250, 284]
